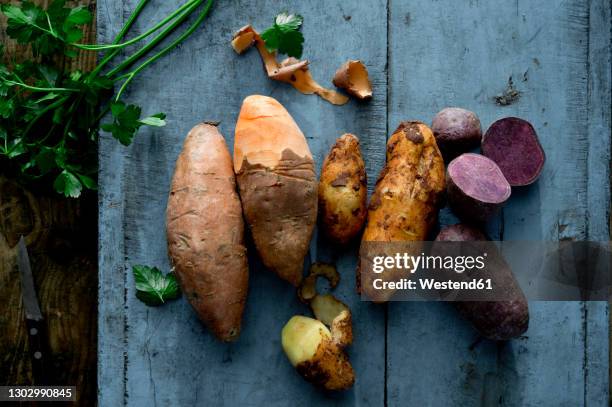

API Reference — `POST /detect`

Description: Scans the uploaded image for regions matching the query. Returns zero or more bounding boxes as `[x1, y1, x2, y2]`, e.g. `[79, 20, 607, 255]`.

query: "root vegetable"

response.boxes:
[431, 107, 482, 159]
[166, 123, 248, 342]
[332, 60, 373, 100]
[358, 121, 446, 301]
[446, 153, 511, 222]
[310, 294, 350, 329]
[234, 95, 317, 286]
[481, 117, 545, 186]
[435, 224, 529, 340]
[282, 312, 354, 391]
[318, 134, 367, 245]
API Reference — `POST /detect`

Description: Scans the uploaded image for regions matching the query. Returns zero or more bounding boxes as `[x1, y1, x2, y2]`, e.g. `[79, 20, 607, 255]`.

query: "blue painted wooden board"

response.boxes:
[98, 0, 611, 406]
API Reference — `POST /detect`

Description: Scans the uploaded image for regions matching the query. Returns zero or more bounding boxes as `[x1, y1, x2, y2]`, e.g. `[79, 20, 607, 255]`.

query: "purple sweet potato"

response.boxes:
[482, 117, 545, 186]
[446, 153, 511, 222]
[432, 107, 482, 160]
[435, 224, 529, 341]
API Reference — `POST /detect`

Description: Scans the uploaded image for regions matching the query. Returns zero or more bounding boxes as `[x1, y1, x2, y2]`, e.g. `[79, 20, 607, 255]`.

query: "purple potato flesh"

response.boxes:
[447, 153, 511, 222]
[482, 117, 545, 186]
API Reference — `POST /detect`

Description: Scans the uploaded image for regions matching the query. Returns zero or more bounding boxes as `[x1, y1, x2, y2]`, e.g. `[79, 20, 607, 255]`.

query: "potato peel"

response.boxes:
[333, 60, 373, 100]
[231, 25, 349, 105]
[297, 262, 340, 303]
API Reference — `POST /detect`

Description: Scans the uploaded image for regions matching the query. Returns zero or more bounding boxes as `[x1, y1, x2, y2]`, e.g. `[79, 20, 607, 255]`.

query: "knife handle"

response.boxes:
[25, 318, 49, 385]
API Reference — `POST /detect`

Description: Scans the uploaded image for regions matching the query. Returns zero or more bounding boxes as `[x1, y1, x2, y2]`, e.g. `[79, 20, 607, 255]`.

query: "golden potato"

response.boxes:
[318, 134, 367, 245]
[358, 121, 446, 301]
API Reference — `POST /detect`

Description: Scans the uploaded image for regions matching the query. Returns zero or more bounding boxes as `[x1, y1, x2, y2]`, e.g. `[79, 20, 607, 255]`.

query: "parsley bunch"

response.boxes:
[261, 12, 304, 58]
[0, 0, 214, 197]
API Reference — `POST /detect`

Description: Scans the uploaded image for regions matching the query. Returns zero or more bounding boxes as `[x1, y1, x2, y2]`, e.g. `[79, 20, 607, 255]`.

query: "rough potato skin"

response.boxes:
[166, 124, 248, 342]
[236, 149, 317, 286]
[318, 134, 367, 245]
[358, 121, 446, 301]
[435, 224, 529, 340]
[432, 107, 482, 160]
[296, 339, 355, 391]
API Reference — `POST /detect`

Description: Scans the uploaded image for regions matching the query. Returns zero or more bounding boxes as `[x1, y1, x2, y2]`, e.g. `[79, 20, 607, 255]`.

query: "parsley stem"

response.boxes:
[22, 95, 71, 140]
[4, 81, 78, 93]
[114, 0, 213, 101]
[72, 0, 199, 51]
[105, 0, 201, 78]
[90, 0, 151, 76]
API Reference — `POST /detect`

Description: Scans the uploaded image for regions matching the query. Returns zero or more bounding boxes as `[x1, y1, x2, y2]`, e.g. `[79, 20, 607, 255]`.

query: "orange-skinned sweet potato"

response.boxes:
[166, 123, 248, 342]
[234, 95, 317, 286]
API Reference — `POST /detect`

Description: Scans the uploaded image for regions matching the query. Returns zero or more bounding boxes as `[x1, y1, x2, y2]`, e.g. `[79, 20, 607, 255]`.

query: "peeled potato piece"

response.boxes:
[310, 294, 349, 327]
[282, 314, 355, 391]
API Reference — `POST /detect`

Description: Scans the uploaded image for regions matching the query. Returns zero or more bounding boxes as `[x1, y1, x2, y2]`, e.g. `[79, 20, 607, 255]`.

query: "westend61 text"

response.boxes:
[372, 278, 493, 291]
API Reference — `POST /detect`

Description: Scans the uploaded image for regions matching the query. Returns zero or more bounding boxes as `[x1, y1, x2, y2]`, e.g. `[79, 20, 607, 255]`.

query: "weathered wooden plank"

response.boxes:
[97, 0, 131, 406]
[0, 1, 97, 405]
[386, 0, 610, 406]
[98, 0, 387, 405]
[585, 0, 612, 404]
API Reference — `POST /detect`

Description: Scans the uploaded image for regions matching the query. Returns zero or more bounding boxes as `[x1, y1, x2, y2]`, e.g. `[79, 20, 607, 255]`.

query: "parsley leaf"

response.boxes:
[275, 12, 303, 31]
[261, 12, 305, 58]
[53, 169, 82, 197]
[101, 101, 166, 146]
[132, 265, 180, 306]
[62, 6, 92, 43]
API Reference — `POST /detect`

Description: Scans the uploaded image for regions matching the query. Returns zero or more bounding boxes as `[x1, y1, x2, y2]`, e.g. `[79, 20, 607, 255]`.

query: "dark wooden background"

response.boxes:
[0, 1, 97, 405]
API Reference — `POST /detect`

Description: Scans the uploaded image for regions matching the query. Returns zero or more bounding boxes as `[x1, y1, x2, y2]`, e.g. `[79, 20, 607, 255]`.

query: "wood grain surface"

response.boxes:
[0, 1, 97, 405]
[97, 0, 611, 406]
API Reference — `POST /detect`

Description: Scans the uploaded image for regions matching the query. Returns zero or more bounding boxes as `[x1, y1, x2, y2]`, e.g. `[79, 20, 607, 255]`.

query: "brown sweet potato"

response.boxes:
[358, 121, 446, 301]
[446, 153, 511, 222]
[166, 123, 248, 342]
[482, 117, 545, 186]
[432, 107, 482, 159]
[435, 224, 529, 340]
[318, 134, 367, 245]
[234, 95, 317, 286]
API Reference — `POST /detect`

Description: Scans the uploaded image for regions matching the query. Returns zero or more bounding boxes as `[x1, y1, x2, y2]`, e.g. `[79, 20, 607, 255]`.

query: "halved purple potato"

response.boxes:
[481, 117, 545, 186]
[447, 153, 511, 222]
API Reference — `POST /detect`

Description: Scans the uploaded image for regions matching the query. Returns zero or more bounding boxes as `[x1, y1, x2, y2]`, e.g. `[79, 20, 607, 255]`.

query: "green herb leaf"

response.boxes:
[274, 12, 303, 31]
[132, 265, 180, 306]
[138, 113, 166, 127]
[76, 173, 96, 190]
[62, 6, 91, 43]
[261, 11, 305, 58]
[102, 102, 166, 146]
[53, 169, 82, 198]
[277, 29, 303, 59]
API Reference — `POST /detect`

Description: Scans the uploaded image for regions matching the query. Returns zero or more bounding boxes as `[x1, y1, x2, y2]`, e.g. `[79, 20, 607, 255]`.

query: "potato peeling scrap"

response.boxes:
[231, 25, 349, 105]
[333, 60, 373, 100]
